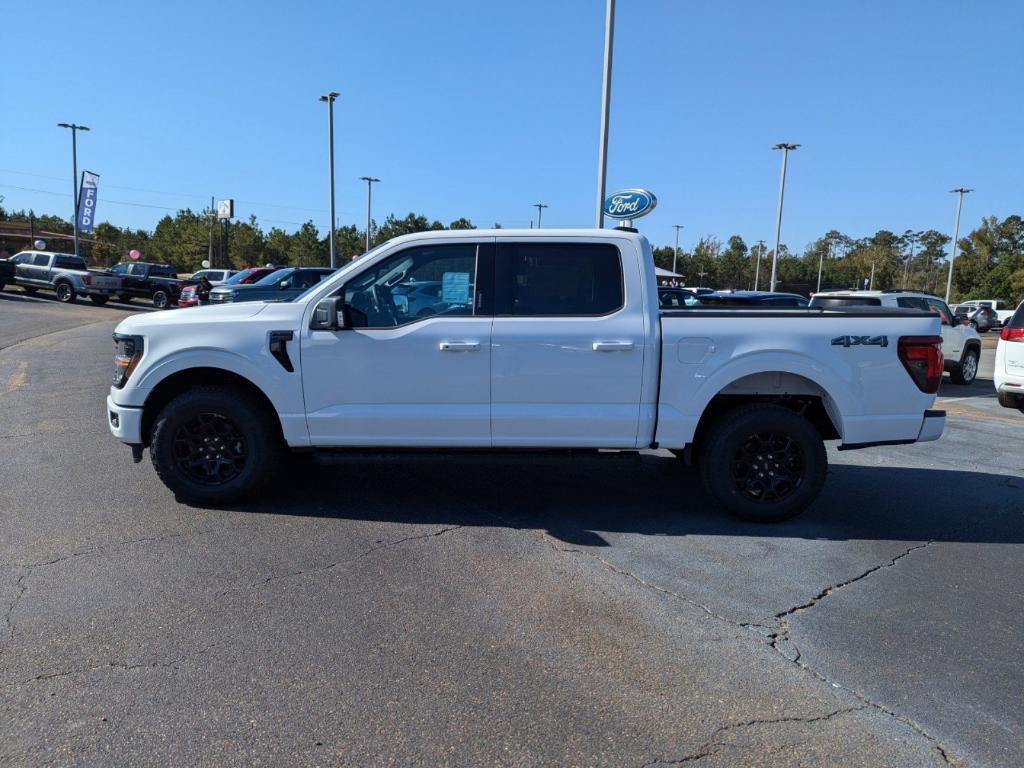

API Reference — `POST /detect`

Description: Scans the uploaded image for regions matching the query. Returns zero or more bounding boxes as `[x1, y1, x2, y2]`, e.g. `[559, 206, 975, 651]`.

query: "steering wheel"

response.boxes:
[373, 284, 398, 326]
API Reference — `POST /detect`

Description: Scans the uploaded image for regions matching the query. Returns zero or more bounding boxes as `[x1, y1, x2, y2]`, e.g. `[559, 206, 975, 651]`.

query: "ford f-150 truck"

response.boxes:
[9, 250, 122, 304]
[109, 261, 185, 308]
[106, 229, 946, 521]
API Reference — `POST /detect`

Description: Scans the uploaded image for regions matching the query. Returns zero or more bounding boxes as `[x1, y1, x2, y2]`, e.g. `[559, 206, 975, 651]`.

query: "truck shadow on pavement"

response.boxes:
[0, 290, 153, 312]
[230, 454, 1024, 547]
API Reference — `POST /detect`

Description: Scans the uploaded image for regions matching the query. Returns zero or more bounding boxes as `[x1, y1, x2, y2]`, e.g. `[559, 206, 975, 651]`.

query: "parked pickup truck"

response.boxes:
[106, 229, 946, 522]
[110, 261, 184, 309]
[8, 250, 122, 304]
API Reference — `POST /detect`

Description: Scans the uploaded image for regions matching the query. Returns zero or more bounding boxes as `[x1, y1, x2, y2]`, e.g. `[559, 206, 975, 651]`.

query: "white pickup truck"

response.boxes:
[107, 229, 946, 522]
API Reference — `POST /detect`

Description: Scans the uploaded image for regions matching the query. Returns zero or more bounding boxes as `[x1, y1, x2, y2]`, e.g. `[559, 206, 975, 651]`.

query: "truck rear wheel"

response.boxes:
[698, 404, 826, 523]
[152, 289, 170, 309]
[150, 386, 281, 505]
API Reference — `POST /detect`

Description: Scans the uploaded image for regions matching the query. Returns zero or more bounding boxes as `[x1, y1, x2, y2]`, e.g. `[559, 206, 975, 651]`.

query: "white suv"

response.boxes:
[995, 302, 1024, 411]
[810, 290, 982, 385]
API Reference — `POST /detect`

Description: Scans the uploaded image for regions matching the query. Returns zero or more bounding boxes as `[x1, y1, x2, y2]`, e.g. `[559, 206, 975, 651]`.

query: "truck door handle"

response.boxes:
[592, 341, 634, 352]
[439, 341, 480, 352]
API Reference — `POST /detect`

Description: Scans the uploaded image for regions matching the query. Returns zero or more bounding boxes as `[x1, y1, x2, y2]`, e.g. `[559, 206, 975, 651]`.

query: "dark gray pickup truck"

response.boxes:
[6, 250, 122, 304]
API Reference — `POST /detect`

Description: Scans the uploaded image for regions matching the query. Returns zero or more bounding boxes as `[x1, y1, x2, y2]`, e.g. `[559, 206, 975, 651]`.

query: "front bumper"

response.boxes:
[107, 394, 143, 444]
[178, 297, 199, 307]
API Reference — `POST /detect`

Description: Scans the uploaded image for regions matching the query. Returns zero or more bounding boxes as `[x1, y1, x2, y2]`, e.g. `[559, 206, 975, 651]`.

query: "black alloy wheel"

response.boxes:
[730, 431, 805, 503]
[172, 412, 248, 485]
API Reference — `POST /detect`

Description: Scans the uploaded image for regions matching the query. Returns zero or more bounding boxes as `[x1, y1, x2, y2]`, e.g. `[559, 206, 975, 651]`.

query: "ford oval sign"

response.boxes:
[603, 188, 657, 220]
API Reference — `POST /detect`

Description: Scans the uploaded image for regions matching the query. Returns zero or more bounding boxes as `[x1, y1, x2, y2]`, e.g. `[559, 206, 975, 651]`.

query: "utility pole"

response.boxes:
[770, 143, 799, 292]
[697, 269, 709, 288]
[754, 239, 765, 291]
[360, 176, 380, 252]
[595, 0, 615, 228]
[945, 188, 972, 303]
[869, 261, 876, 290]
[672, 224, 683, 274]
[57, 122, 90, 258]
[533, 203, 548, 228]
[208, 196, 215, 268]
[318, 92, 340, 268]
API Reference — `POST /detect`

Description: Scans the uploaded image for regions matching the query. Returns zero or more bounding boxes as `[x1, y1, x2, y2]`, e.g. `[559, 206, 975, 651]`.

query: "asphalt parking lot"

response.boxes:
[1, 291, 1021, 768]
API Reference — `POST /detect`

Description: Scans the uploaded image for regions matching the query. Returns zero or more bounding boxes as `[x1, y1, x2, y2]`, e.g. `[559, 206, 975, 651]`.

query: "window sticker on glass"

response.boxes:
[442, 272, 471, 305]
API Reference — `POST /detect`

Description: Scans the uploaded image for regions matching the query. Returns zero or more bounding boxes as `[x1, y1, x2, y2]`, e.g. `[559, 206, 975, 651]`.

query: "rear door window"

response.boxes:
[1008, 304, 1024, 328]
[32, 254, 51, 267]
[897, 297, 930, 311]
[495, 242, 623, 316]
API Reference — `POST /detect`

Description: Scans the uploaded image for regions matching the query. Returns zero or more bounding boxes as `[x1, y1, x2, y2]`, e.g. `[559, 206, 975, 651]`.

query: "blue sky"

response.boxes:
[2, 0, 1021, 253]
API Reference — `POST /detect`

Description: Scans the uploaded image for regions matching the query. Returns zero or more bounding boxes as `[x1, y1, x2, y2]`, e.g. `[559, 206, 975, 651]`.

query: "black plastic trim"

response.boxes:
[837, 439, 916, 451]
[269, 331, 295, 372]
[924, 409, 946, 418]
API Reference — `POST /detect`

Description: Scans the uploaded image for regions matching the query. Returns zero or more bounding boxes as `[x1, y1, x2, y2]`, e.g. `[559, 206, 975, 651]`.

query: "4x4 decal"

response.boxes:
[831, 335, 889, 348]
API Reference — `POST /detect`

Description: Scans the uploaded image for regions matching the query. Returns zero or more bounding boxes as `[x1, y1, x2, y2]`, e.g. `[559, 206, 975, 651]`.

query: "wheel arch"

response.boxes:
[140, 367, 285, 447]
[690, 371, 843, 453]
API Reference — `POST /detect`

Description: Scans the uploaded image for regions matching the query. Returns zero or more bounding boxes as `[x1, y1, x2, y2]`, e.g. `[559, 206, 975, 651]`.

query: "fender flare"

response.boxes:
[133, 347, 292, 414]
[687, 350, 855, 439]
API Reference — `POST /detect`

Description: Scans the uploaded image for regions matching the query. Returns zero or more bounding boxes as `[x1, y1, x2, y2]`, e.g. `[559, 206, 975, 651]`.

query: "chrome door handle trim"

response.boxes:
[592, 341, 634, 352]
[439, 341, 481, 351]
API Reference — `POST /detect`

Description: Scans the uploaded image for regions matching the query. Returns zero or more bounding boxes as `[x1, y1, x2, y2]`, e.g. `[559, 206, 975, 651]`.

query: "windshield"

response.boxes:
[225, 268, 264, 285]
[255, 268, 295, 286]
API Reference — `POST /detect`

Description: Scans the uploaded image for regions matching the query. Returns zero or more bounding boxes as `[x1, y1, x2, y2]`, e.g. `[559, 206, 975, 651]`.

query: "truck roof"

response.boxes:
[378, 228, 648, 246]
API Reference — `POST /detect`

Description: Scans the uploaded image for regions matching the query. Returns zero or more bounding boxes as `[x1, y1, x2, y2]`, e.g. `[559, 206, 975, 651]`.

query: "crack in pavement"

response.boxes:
[2, 642, 220, 690]
[640, 705, 868, 766]
[227, 524, 465, 594]
[533, 534, 957, 766]
[1, 528, 216, 654]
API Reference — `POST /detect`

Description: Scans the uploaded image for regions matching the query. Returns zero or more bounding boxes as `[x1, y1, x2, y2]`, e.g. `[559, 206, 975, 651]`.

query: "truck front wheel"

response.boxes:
[150, 386, 281, 505]
[698, 404, 826, 523]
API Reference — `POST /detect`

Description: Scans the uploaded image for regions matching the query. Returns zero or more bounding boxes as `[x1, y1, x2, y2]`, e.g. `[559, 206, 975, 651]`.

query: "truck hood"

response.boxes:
[114, 302, 269, 334]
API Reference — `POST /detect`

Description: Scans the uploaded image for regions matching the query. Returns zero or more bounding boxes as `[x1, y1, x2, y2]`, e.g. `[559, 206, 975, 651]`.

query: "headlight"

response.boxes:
[112, 334, 144, 388]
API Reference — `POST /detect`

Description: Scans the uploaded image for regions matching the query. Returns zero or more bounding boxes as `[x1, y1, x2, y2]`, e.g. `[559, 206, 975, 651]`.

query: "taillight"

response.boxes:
[898, 335, 943, 393]
[82, 274, 92, 285]
[1000, 326, 1024, 342]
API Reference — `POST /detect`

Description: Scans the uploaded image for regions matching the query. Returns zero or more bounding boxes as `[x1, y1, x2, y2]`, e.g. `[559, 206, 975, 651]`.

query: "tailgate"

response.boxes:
[90, 273, 122, 289]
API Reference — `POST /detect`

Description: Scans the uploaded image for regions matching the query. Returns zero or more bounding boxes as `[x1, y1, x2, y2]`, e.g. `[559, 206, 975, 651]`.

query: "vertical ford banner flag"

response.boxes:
[77, 171, 100, 234]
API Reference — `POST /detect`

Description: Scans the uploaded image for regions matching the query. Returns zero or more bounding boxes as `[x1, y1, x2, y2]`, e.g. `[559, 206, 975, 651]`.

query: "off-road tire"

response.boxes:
[150, 385, 282, 505]
[699, 403, 827, 523]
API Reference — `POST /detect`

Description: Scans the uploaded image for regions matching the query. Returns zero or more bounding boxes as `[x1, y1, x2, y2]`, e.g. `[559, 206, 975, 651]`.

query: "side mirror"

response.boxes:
[279, 280, 291, 290]
[310, 296, 347, 330]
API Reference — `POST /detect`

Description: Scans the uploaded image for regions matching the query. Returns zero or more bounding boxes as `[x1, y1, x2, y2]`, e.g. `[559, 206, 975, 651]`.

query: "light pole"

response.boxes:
[595, 0, 615, 228]
[57, 122, 89, 259]
[945, 188, 972, 303]
[753, 239, 765, 291]
[533, 203, 548, 228]
[318, 92, 340, 268]
[769, 143, 799, 292]
[672, 224, 683, 274]
[360, 176, 380, 252]
[869, 261, 876, 290]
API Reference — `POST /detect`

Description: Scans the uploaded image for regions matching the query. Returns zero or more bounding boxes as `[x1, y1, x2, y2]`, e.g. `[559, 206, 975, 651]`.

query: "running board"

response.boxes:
[310, 448, 645, 466]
